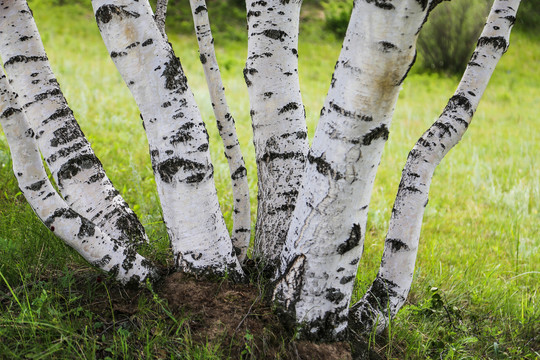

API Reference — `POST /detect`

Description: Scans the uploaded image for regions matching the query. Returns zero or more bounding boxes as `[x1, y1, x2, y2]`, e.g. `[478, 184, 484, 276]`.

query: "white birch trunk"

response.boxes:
[274, 0, 433, 341]
[350, 0, 520, 336]
[91, 0, 244, 280]
[0, 0, 148, 250]
[0, 71, 155, 284]
[190, 0, 251, 263]
[245, 0, 309, 266]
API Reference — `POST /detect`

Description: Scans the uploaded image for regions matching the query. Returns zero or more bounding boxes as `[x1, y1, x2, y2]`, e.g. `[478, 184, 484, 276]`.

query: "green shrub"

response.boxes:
[321, 0, 352, 38]
[417, 0, 491, 75]
[515, 1, 540, 33]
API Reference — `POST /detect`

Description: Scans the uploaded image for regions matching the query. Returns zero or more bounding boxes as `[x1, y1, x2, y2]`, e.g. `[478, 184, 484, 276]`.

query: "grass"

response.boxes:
[0, 1, 538, 359]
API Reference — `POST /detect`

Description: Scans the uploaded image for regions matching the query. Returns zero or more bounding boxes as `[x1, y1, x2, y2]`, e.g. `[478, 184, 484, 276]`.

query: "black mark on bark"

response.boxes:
[95, 5, 140, 28]
[261, 151, 304, 163]
[34, 88, 61, 102]
[387, 238, 410, 252]
[194, 5, 207, 14]
[44, 207, 78, 228]
[337, 223, 362, 255]
[1, 107, 22, 119]
[260, 29, 288, 42]
[243, 67, 258, 87]
[325, 288, 346, 304]
[365, 0, 395, 10]
[278, 102, 300, 115]
[57, 154, 102, 187]
[231, 166, 247, 180]
[50, 125, 84, 147]
[329, 102, 373, 122]
[362, 124, 389, 146]
[477, 36, 508, 52]
[162, 50, 188, 94]
[156, 157, 208, 184]
[307, 153, 343, 180]
[42, 107, 73, 125]
[503, 16, 516, 26]
[77, 217, 96, 238]
[379, 41, 398, 53]
[444, 93, 473, 117]
[4, 55, 47, 67]
[340, 275, 355, 285]
[25, 179, 46, 192]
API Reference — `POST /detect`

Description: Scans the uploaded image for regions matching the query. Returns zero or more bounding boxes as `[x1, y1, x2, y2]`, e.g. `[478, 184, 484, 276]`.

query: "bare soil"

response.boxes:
[159, 272, 353, 359]
[82, 269, 354, 359]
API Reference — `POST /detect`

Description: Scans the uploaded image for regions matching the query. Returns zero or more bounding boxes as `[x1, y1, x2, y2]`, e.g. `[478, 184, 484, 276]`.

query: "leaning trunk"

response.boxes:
[274, 0, 431, 341]
[189, 0, 251, 263]
[350, 0, 520, 336]
[0, 0, 148, 250]
[0, 70, 156, 284]
[91, 0, 244, 279]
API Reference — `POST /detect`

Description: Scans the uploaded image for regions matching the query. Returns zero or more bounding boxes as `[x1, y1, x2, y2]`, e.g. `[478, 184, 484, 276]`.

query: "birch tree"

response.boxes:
[0, 0, 520, 344]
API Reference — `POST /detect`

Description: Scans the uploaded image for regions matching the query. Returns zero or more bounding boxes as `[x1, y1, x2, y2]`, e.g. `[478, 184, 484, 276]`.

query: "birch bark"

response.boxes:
[274, 0, 432, 341]
[0, 0, 148, 250]
[245, 0, 308, 266]
[91, 0, 244, 279]
[190, 0, 251, 263]
[350, 0, 520, 335]
[0, 71, 155, 284]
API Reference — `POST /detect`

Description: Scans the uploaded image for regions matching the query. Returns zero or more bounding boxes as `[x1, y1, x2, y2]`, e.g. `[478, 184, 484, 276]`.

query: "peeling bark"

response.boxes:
[0, 0, 148, 251]
[350, 0, 520, 336]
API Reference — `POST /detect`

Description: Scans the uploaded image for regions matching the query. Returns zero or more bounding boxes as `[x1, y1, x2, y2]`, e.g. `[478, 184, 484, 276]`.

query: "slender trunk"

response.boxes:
[0, 71, 155, 284]
[350, 0, 520, 336]
[274, 0, 432, 341]
[155, 0, 169, 40]
[91, 0, 244, 280]
[0, 0, 148, 250]
[245, 0, 309, 267]
[189, 0, 251, 263]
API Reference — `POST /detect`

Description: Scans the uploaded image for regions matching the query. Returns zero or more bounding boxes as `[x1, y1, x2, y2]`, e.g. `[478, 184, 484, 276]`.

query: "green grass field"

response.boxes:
[0, 1, 538, 359]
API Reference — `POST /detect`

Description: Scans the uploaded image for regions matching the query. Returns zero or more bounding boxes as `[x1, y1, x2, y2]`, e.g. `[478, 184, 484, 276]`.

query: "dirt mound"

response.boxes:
[159, 273, 352, 359]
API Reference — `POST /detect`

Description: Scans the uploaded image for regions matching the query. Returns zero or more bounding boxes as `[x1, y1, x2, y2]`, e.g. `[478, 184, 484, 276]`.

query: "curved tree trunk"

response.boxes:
[350, 0, 520, 336]
[0, 0, 148, 250]
[0, 70, 156, 284]
[91, 0, 244, 280]
[189, 0, 251, 263]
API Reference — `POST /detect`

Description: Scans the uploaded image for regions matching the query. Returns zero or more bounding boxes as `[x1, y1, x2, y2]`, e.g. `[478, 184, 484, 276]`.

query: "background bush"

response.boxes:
[417, 0, 491, 74]
[321, 0, 352, 39]
[515, 0, 540, 33]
